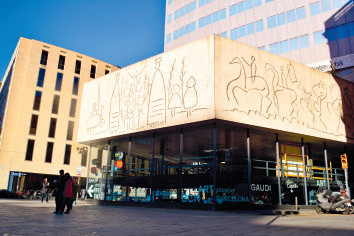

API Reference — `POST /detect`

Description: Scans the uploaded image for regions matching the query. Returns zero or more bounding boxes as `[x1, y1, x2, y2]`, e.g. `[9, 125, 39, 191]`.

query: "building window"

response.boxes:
[255, 20, 264, 32]
[105, 69, 110, 75]
[254, 0, 262, 7]
[279, 40, 289, 54]
[33, 91, 42, 111]
[174, 1, 196, 20]
[267, 16, 276, 29]
[349, 22, 354, 36]
[247, 23, 255, 35]
[258, 46, 266, 50]
[69, 98, 77, 117]
[286, 10, 296, 23]
[238, 25, 246, 38]
[81, 147, 88, 166]
[336, 24, 348, 39]
[313, 31, 326, 45]
[167, 14, 172, 24]
[325, 27, 337, 41]
[40, 50, 48, 65]
[58, 55, 65, 70]
[310, 2, 321, 16]
[72, 77, 79, 95]
[231, 28, 238, 40]
[64, 144, 72, 165]
[75, 60, 81, 74]
[237, 1, 245, 13]
[265, 0, 274, 2]
[166, 34, 172, 43]
[48, 118, 57, 138]
[277, 13, 286, 26]
[45, 142, 54, 163]
[90, 65, 96, 79]
[321, 0, 332, 12]
[289, 37, 299, 51]
[269, 43, 279, 55]
[97, 149, 103, 168]
[52, 95, 60, 114]
[199, 0, 215, 7]
[296, 7, 306, 20]
[299, 35, 310, 48]
[29, 114, 39, 135]
[55, 73, 63, 91]
[173, 22, 196, 40]
[245, 0, 253, 10]
[199, 9, 226, 29]
[66, 121, 74, 141]
[219, 32, 227, 38]
[229, 4, 237, 16]
[36, 68, 46, 87]
[25, 139, 35, 161]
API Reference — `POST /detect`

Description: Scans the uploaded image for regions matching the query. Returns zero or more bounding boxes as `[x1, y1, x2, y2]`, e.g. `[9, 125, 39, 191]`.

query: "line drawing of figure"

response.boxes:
[147, 57, 166, 125]
[169, 84, 182, 117]
[109, 74, 120, 133]
[343, 87, 353, 119]
[86, 82, 105, 135]
[183, 76, 198, 117]
[226, 56, 271, 115]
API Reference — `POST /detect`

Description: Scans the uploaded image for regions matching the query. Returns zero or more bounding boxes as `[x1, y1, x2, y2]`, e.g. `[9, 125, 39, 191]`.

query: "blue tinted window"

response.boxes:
[333, 0, 345, 9]
[190, 21, 196, 31]
[167, 14, 172, 23]
[255, 20, 264, 32]
[199, 18, 205, 28]
[237, 1, 245, 13]
[254, 0, 262, 7]
[185, 24, 190, 34]
[289, 38, 299, 51]
[266, 0, 274, 2]
[325, 27, 337, 41]
[166, 34, 171, 43]
[173, 31, 178, 40]
[230, 28, 238, 40]
[55, 73, 63, 91]
[277, 13, 286, 26]
[267, 16, 276, 29]
[247, 23, 255, 35]
[245, 0, 253, 10]
[212, 12, 219, 23]
[313, 31, 326, 45]
[287, 10, 296, 23]
[191, 1, 196, 10]
[299, 35, 310, 48]
[199, 0, 205, 6]
[220, 9, 226, 19]
[229, 5, 237, 16]
[220, 32, 227, 38]
[258, 46, 266, 50]
[321, 0, 332, 12]
[349, 22, 354, 36]
[310, 2, 321, 16]
[239, 26, 246, 38]
[179, 28, 184, 37]
[37, 68, 46, 87]
[279, 40, 289, 54]
[269, 43, 279, 55]
[168, 0, 173, 4]
[205, 15, 211, 25]
[336, 24, 348, 39]
[296, 7, 306, 20]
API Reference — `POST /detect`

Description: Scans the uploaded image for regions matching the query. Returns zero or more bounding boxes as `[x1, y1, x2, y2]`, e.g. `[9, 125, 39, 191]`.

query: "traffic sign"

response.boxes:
[78, 173, 81, 177]
[341, 154, 348, 169]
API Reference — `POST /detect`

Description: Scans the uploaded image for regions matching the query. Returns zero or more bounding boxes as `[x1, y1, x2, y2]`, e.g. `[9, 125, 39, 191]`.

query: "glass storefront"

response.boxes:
[92, 122, 354, 210]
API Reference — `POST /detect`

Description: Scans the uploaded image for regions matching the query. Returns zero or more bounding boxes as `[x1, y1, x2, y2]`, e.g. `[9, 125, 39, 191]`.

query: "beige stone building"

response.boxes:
[78, 35, 354, 208]
[0, 37, 119, 194]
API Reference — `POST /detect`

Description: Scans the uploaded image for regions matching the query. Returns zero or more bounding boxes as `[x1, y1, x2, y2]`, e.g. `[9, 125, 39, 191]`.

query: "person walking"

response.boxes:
[62, 173, 73, 214]
[41, 178, 50, 203]
[54, 170, 65, 214]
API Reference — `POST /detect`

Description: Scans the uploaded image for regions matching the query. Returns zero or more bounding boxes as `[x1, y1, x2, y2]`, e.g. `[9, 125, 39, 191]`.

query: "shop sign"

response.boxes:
[115, 151, 124, 160]
[91, 167, 97, 174]
[286, 180, 298, 189]
[251, 184, 271, 192]
[316, 180, 326, 187]
[88, 178, 98, 184]
[181, 185, 249, 204]
[307, 54, 353, 72]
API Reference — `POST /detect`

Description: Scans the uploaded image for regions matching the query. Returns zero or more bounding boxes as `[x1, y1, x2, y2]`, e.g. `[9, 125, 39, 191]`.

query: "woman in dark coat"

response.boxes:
[62, 173, 72, 214]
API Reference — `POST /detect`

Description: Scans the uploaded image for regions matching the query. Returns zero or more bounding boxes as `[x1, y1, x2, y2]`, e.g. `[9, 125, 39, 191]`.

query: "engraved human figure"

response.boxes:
[168, 84, 182, 117]
[183, 77, 197, 117]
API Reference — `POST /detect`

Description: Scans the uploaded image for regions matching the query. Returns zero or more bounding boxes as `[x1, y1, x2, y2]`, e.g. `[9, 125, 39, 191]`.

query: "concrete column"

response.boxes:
[276, 134, 282, 205]
[301, 138, 308, 205]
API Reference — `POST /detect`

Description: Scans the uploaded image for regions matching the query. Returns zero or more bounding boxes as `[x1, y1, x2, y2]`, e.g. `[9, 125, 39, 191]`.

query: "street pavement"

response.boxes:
[1, 199, 354, 235]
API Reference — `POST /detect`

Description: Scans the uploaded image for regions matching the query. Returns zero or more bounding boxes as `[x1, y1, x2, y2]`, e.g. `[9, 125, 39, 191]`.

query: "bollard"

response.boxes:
[295, 196, 298, 211]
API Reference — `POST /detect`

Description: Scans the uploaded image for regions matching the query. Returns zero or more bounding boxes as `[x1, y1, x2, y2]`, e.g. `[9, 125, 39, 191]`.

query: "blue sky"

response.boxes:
[0, 0, 166, 80]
